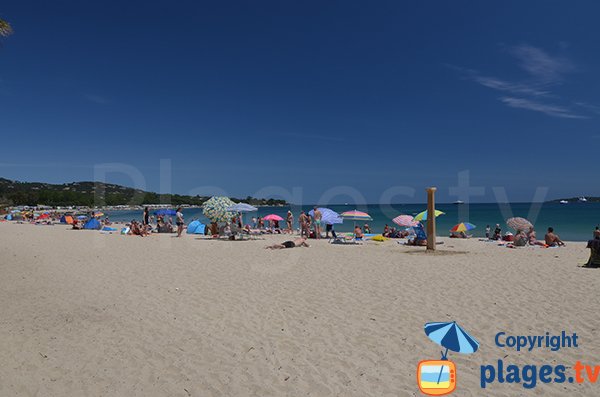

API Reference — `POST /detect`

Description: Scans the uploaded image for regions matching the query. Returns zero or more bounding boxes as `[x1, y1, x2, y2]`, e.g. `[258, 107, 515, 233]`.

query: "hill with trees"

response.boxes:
[0, 178, 287, 208]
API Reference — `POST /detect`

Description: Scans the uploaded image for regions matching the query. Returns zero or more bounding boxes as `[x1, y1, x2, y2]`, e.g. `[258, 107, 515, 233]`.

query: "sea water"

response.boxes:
[104, 202, 600, 241]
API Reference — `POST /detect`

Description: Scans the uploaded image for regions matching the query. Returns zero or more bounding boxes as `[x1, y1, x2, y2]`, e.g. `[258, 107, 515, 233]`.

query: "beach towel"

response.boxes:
[102, 227, 117, 231]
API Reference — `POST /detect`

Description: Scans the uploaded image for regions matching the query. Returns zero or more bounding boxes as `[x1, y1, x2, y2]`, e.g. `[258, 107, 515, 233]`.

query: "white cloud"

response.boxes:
[510, 44, 574, 83]
[472, 75, 550, 97]
[500, 97, 587, 119]
[454, 44, 592, 119]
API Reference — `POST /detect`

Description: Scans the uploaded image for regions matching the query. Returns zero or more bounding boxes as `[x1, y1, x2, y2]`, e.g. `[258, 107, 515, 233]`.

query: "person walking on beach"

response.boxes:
[175, 207, 184, 237]
[313, 207, 322, 239]
[143, 206, 150, 226]
[286, 210, 294, 233]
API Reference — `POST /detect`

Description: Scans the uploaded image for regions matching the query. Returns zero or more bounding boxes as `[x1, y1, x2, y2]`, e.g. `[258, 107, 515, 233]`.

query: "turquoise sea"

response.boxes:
[104, 202, 600, 242]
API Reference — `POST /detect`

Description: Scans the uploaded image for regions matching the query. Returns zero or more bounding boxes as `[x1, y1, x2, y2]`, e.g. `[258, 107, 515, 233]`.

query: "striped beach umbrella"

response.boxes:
[309, 208, 343, 225]
[506, 217, 533, 232]
[202, 196, 235, 223]
[340, 210, 372, 221]
[424, 321, 480, 384]
[414, 210, 445, 222]
[393, 214, 418, 227]
[424, 321, 479, 355]
[449, 222, 476, 232]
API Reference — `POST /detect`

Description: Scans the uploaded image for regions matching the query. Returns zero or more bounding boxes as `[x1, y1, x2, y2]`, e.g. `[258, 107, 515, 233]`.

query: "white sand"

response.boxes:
[1, 222, 599, 396]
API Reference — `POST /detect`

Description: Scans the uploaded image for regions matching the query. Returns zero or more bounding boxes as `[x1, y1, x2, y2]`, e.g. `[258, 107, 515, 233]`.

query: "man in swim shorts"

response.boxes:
[265, 237, 310, 249]
[313, 207, 322, 239]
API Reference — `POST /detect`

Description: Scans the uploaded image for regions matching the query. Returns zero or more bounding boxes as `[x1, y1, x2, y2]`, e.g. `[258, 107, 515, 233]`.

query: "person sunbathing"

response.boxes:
[513, 230, 528, 247]
[545, 227, 565, 247]
[527, 227, 545, 246]
[265, 237, 310, 249]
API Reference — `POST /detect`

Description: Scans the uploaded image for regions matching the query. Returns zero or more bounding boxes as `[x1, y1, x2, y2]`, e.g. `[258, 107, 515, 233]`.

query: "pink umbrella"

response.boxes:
[263, 214, 284, 222]
[393, 214, 418, 227]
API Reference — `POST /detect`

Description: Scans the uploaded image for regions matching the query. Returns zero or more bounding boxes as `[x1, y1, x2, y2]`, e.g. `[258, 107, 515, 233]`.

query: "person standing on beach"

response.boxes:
[313, 207, 322, 239]
[175, 207, 184, 237]
[485, 225, 491, 239]
[143, 207, 150, 226]
[493, 224, 502, 240]
[286, 210, 294, 233]
[299, 211, 309, 237]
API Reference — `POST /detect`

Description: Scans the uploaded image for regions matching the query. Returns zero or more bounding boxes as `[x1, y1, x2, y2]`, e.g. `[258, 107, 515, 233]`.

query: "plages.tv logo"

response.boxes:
[417, 321, 480, 396]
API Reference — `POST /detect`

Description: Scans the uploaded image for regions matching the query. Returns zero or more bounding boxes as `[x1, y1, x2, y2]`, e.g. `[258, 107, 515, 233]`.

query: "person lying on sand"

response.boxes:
[545, 227, 565, 247]
[265, 237, 310, 249]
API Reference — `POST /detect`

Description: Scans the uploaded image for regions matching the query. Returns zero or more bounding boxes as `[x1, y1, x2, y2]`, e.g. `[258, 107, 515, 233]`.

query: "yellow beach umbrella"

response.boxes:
[414, 210, 444, 222]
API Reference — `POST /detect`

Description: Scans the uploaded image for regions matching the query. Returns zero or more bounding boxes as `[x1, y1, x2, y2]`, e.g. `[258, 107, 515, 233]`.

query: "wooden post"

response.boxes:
[426, 187, 437, 251]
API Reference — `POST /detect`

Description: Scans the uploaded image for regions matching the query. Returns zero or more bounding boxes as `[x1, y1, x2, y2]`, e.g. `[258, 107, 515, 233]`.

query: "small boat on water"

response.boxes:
[453, 200, 464, 205]
[560, 200, 569, 204]
[579, 197, 588, 202]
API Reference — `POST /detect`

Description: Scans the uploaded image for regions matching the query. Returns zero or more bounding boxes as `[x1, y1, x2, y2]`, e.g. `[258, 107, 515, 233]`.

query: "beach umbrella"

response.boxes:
[424, 321, 480, 384]
[77, 215, 88, 220]
[414, 210, 445, 222]
[450, 222, 476, 233]
[94, 212, 104, 218]
[506, 217, 533, 231]
[226, 203, 258, 213]
[340, 210, 372, 221]
[202, 196, 235, 223]
[154, 209, 177, 216]
[340, 210, 372, 231]
[263, 214, 284, 222]
[309, 208, 343, 225]
[393, 214, 418, 227]
[226, 203, 258, 227]
[424, 321, 479, 355]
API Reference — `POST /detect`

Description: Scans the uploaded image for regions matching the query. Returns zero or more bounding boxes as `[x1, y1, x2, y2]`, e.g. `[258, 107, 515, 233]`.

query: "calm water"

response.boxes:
[105, 202, 600, 241]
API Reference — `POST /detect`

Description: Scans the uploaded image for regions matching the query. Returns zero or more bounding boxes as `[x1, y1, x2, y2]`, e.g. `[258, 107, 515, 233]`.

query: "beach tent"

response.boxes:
[6, 214, 12, 221]
[187, 220, 206, 234]
[83, 218, 102, 230]
[60, 215, 74, 224]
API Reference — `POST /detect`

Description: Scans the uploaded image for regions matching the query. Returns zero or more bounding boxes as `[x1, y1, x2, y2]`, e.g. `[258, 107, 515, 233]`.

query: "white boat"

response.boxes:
[579, 197, 588, 202]
[559, 200, 569, 204]
[453, 200, 465, 205]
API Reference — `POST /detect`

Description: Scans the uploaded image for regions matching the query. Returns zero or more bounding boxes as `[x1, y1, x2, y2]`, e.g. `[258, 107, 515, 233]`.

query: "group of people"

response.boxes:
[484, 223, 566, 247]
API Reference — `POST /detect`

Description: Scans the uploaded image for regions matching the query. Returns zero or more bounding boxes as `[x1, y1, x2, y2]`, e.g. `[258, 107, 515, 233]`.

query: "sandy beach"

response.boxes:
[1, 222, 599, 396]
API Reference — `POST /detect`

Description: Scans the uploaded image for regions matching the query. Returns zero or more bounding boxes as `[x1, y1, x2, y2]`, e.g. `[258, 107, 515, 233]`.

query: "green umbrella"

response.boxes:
[202, 196, 236, 223]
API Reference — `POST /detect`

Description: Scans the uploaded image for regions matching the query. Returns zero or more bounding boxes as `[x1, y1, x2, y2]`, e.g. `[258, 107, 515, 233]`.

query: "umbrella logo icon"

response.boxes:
[417, 321, 479, 396]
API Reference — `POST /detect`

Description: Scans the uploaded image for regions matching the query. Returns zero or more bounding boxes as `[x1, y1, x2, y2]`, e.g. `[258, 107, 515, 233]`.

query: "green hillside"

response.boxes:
[0, 178, 287, 208]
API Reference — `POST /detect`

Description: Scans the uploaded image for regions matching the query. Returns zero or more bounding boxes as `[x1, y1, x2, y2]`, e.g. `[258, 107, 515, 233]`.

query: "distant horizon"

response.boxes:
[1, 175, 596, 205]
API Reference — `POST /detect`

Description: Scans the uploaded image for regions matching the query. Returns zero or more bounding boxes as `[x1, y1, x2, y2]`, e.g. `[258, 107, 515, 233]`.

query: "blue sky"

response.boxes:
[1, 1, 599, 203]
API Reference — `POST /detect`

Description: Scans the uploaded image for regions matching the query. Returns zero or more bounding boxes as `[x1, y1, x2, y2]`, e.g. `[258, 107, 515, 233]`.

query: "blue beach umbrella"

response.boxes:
[309, 207, 343, 225]
[424, 321, 480, 384]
